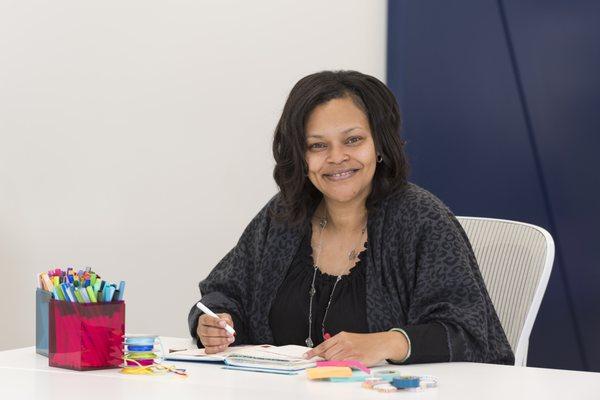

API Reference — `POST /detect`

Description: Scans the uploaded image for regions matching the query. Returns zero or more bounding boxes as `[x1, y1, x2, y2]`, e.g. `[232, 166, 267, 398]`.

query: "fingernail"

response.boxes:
[219, 321, 226, 327]
[228, 337, 234, 343]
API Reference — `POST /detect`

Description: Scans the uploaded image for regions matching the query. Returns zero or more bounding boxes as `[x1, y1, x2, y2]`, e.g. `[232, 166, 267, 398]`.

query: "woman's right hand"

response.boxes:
[197, 313, 235, 354]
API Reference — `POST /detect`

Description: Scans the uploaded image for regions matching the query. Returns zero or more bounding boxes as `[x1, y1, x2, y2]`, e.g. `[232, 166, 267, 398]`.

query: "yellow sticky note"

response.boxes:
[307, 367, 353, 380]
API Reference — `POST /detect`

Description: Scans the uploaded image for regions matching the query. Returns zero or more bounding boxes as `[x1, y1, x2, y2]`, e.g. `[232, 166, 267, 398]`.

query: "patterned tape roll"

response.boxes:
[126, 345, 154, 352]
[125, 337, 156, 346]
[391, 376, 421, 389]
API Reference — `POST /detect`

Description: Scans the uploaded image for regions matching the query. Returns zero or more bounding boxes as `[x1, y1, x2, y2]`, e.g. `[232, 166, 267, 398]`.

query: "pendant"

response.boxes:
[305, 337, 314, 348]
[348, 249, 357, 260]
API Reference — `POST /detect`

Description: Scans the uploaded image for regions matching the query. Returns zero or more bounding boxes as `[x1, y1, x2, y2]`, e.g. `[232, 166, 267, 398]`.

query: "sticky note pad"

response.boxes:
[307, 367, 353, 380]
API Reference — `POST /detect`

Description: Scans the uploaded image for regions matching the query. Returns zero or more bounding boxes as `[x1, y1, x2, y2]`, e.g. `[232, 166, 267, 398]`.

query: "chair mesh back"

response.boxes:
[456, 217, 548, 354]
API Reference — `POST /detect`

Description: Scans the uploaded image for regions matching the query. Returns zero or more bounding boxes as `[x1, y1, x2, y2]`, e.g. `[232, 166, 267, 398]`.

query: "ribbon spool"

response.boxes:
[122, 334, 165, 374]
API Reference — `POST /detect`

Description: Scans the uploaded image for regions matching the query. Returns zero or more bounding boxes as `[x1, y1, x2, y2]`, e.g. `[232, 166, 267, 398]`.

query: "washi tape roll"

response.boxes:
[126, 345, 154, 352]
[374, 369, 403, 381]
[391, 376, 421, 389]
[126, 352, 158, 360]
[125, 337, 156, 346]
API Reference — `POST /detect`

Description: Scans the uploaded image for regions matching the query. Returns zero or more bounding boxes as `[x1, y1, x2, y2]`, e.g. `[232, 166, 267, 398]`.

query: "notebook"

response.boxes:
[165, 345, 250, 363]
[166, 344, 321, 373]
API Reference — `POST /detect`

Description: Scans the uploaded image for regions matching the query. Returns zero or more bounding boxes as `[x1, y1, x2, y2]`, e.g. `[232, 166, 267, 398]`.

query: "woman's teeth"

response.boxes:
[325, 169, 357, 181]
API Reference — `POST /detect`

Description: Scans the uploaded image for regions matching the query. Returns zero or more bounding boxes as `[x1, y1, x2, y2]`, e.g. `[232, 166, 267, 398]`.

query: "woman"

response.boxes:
[188, 70, 514, 366]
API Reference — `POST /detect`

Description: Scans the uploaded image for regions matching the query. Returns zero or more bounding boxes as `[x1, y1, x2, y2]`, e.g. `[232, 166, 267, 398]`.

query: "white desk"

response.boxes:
[1, 337, 599, 400]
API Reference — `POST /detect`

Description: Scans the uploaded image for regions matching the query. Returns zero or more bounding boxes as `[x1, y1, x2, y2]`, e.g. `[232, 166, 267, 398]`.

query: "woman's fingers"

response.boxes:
[201, 335, 235, 347]
[204, 344, 230, 354]
[219, 313, 234, 327]
[304, 335, 337, 359]
[197, 313, 235, 351]
[323, 342, 348, 360]
[198, 324, 230, 338]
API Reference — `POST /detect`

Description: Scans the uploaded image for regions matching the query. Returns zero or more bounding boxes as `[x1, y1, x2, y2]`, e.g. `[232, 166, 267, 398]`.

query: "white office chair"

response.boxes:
[456, 216, 554, 367]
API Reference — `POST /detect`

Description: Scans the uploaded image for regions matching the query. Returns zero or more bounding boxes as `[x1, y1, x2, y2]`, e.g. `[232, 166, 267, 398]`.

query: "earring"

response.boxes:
[376, 153, 383, 163]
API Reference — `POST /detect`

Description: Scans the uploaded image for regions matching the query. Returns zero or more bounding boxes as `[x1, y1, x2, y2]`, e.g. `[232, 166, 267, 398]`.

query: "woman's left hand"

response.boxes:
[303, 331, 408, 367]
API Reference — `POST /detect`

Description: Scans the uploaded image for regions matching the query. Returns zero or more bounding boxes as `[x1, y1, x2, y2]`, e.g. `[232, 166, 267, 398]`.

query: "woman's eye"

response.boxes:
[347, 136, 363, 144]
[309, 143, 326, 149]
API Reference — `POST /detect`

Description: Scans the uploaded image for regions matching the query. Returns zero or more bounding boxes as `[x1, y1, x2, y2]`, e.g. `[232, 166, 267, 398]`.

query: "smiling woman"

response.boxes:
[189, 70, 514, 367]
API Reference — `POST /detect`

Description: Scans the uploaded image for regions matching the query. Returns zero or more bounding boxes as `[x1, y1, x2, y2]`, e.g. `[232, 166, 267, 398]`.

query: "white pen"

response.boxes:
[196, 301, 236, 335]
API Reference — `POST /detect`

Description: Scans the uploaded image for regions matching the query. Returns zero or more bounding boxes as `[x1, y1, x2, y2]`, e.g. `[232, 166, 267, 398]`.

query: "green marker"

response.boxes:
[73, 288, 85, 303]
[86, 286, 97, 303]
[54, 285, 66, 301]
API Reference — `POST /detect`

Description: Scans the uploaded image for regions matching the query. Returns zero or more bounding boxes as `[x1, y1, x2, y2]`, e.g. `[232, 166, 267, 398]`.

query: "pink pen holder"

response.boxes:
[48, 299, 125, 370]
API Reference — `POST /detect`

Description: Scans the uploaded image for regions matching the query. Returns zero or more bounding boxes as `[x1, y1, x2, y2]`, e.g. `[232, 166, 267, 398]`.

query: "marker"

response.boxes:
[196, 302, 236, 335]
[73, 288, 85, 303]
[80, 288, 91, 303]
[116, 281, 126, 301]
[61, 283, 75, 302]
[86, 286, 97, 303]
[41, 273, 54, 292]
[105, 285, 115, 302]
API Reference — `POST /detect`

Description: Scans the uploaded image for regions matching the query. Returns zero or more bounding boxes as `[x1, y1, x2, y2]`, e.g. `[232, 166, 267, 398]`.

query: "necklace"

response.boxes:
[305, 212, 368, 348]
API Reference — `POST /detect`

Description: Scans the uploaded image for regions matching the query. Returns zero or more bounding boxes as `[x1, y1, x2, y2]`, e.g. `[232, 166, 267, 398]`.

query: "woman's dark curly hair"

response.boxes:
[271, 70, 409, 226]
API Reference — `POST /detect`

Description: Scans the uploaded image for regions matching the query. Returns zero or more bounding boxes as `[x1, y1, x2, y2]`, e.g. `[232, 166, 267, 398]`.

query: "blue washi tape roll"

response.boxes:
[125, 337, 156, 346]
[126, 345, 154, 352]
[391, 376, 420, 389]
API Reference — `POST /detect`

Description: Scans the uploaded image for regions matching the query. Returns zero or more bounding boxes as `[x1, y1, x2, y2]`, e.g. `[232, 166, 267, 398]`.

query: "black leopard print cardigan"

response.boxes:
[189, 183, 514, 365]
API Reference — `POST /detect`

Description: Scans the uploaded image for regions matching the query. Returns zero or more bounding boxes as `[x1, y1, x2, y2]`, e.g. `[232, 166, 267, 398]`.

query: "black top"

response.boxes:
[269, 223, 369, 347]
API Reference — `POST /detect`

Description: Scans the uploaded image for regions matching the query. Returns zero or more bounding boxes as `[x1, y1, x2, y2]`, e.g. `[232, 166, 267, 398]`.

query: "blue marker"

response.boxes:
[105, 286, 115, 302]
[79, 288, 91, 303]
[62, 284, 75, 302]
[117, 281, 125, 301]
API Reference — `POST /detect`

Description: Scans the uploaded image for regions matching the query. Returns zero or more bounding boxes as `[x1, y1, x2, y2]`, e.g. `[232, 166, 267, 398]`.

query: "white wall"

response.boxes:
[0, 0, 387, 350]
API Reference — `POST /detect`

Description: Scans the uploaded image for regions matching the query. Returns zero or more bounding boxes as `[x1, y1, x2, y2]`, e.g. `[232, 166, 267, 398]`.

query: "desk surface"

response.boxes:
[1, 338, 599, 400]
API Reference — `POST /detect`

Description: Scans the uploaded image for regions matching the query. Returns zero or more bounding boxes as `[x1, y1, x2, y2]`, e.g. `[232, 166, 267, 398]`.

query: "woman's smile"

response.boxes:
[323, 168, 360, 181]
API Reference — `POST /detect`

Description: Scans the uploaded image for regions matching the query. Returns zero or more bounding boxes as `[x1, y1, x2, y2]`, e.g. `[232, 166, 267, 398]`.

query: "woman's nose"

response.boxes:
[326, 144, 349, 164]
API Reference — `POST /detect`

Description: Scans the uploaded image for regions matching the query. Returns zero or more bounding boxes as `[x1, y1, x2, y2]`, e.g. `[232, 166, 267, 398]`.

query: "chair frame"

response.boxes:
[457, 216, 555, 366]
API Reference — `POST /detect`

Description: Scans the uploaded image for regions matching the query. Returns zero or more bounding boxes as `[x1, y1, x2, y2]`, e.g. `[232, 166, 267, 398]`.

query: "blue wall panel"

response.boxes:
[500, 0, 600, 370]
[387, 0, 599, 371]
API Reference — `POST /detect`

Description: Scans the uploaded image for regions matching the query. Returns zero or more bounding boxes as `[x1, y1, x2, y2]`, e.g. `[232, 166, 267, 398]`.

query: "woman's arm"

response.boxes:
[399, 206, 514, 364]
[188, 196, 275, 347]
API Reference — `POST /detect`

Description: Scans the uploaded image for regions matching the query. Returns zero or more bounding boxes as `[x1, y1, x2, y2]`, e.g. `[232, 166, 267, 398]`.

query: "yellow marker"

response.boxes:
[306, 367, 353, 380]
[41, 273, 54, 292]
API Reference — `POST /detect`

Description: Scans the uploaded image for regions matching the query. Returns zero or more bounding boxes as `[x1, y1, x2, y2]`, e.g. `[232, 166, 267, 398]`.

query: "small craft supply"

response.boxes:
[308, 360, 372, 382]
[328, 371, 370, 382]
[121, 334, 187, 377]
[391, 376, 421, 389]
[307, 366, 353, 380]
[316, 360, 370, 374]
[362, 374, 439, 392]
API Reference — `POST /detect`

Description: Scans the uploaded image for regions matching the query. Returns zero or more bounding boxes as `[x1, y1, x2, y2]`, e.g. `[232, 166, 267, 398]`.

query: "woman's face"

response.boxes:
[305, 96, 377, 205]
